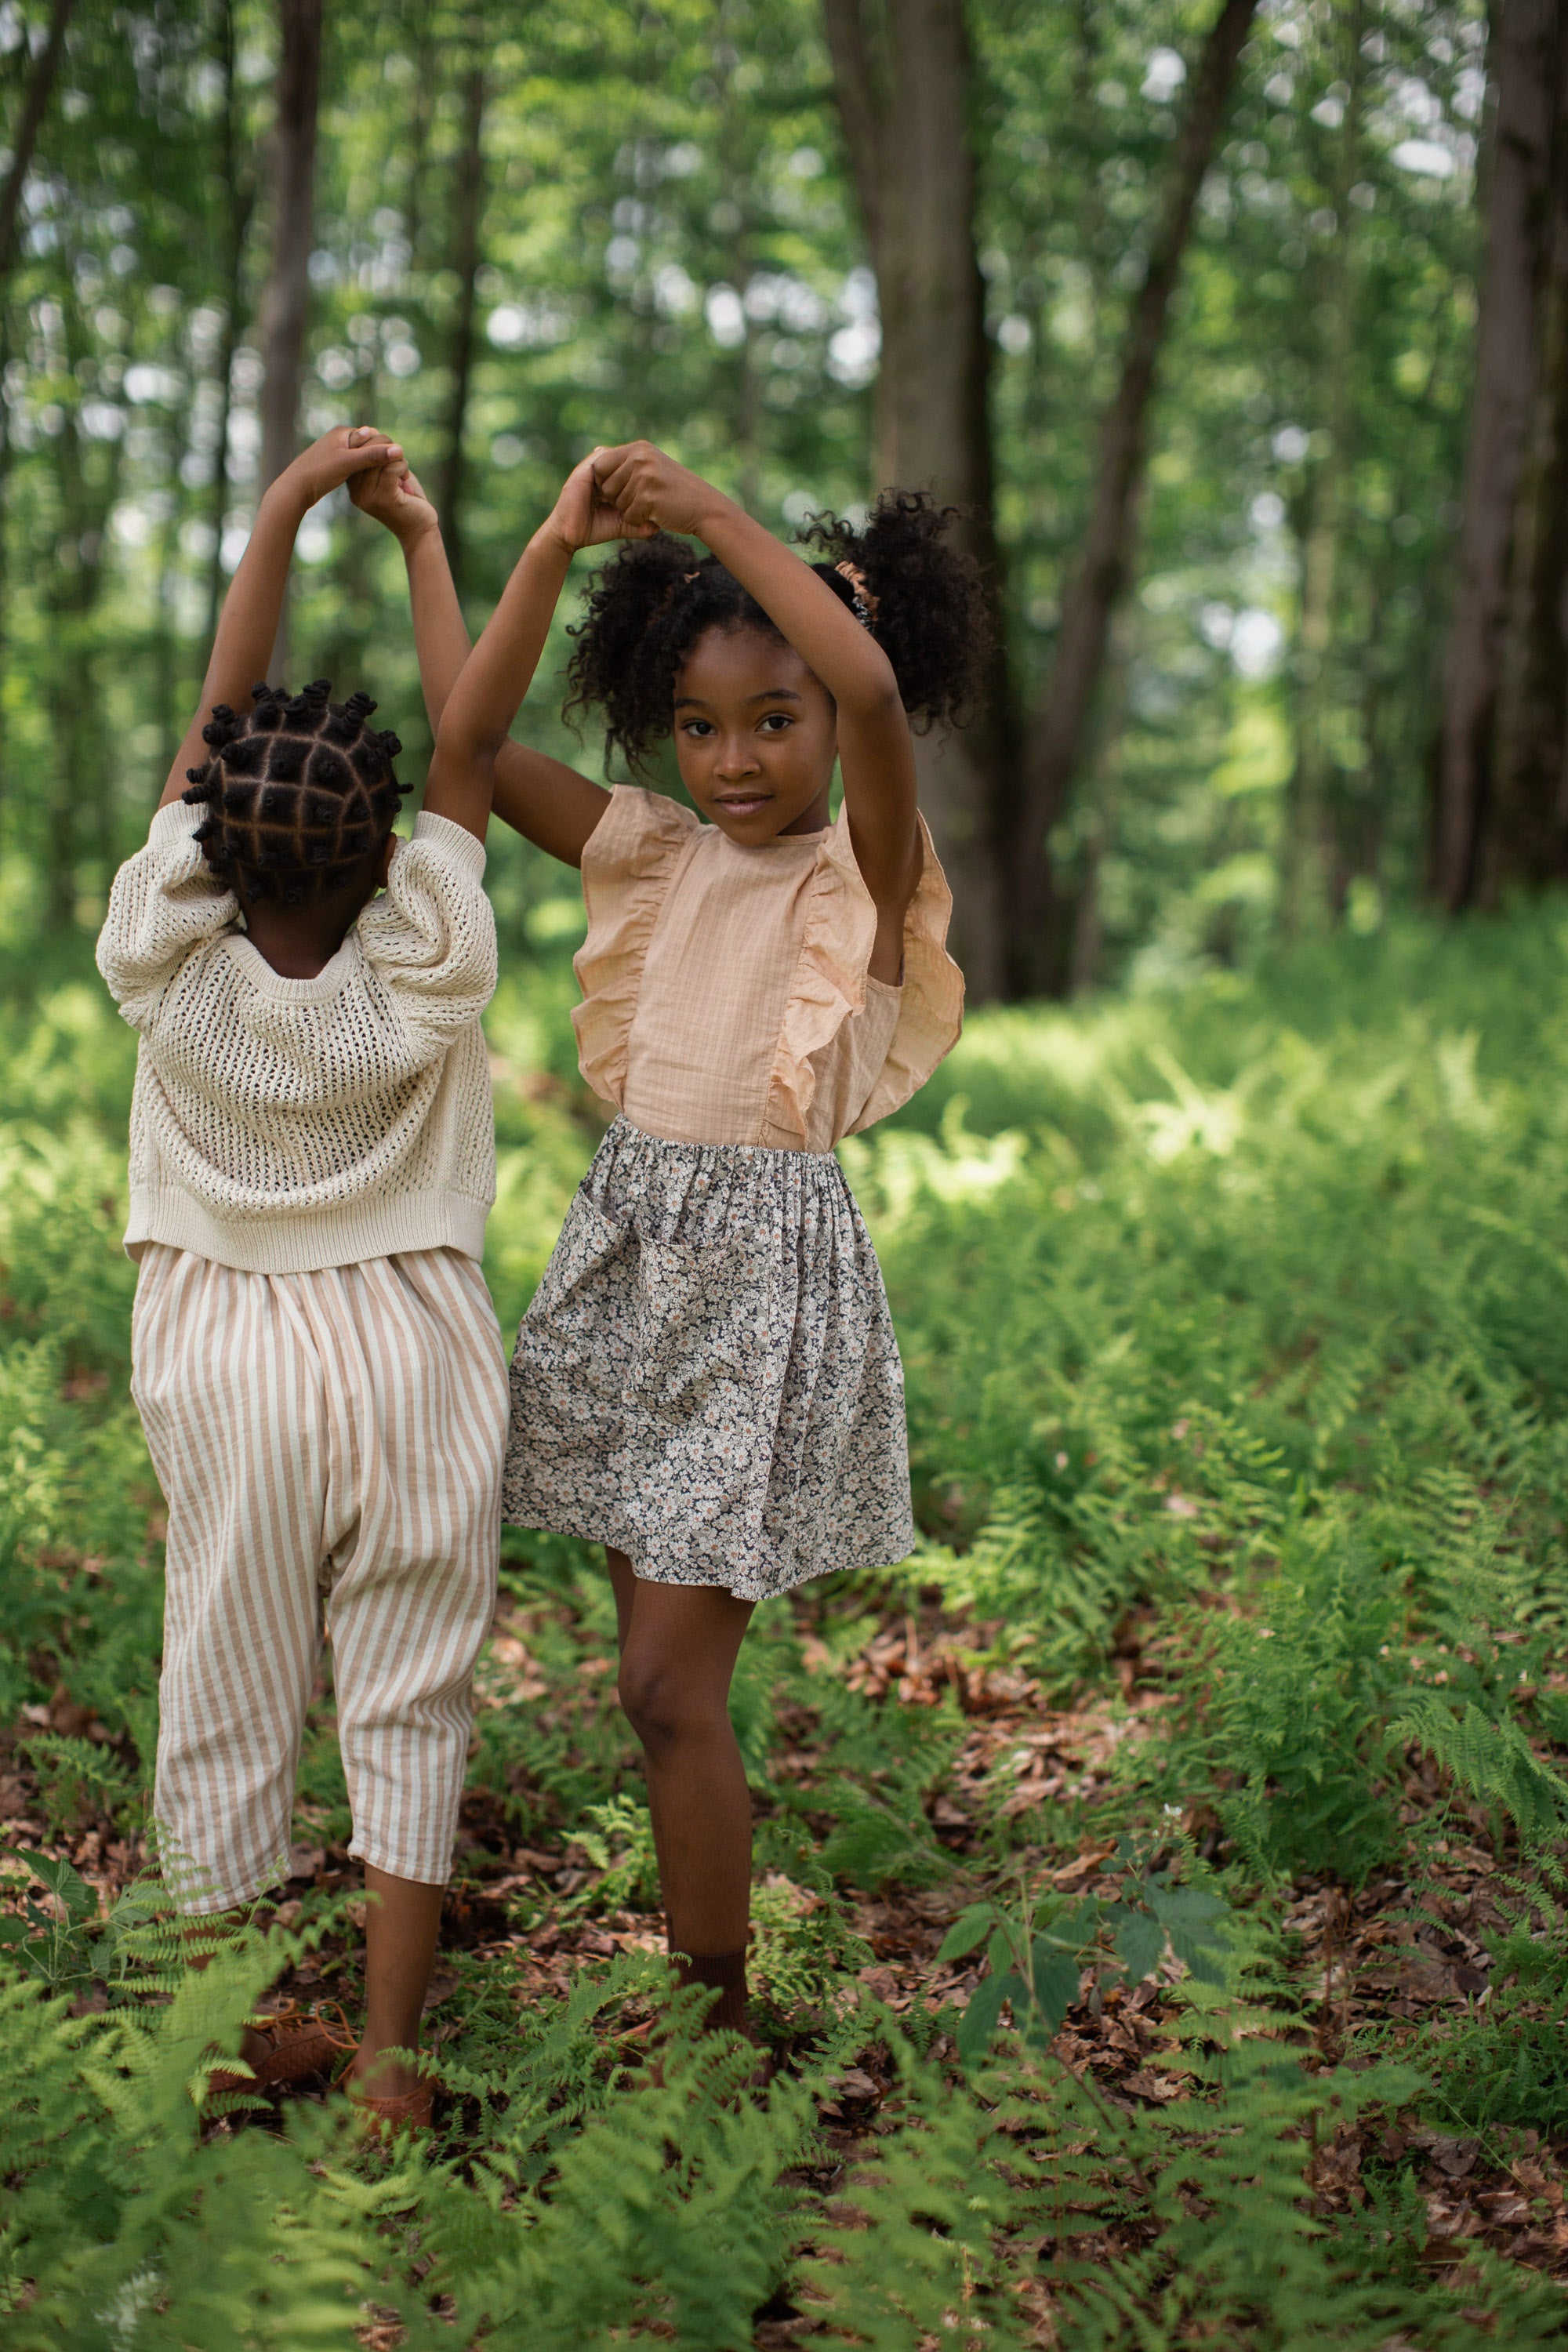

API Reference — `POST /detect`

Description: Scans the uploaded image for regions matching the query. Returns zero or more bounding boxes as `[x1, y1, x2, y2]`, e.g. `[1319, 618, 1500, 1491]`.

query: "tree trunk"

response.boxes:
[1068, 606, 1134, 994]
[205, 0, 256, 643]
[1280, 0, 1366, 934]
[0, 0, 75, 284]
[1433, 0, 1559, 909]
[822, 0, 1018, 1002]
[1489, 14, 1568, 886]
[1010, 0, 1259, 993]
[435, 48, 488, 601]
[255, 0, 322, 677]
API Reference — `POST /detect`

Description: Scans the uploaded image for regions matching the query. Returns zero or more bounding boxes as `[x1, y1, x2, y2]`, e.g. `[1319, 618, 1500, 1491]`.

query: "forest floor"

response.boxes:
[5, 1565, 1566, 2342]
[4, 920, 1568, 2345]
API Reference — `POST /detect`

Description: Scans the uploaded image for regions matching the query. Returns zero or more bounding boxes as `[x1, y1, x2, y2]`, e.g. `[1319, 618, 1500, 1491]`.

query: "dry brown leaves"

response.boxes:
[2, 1586, 1565, 2332]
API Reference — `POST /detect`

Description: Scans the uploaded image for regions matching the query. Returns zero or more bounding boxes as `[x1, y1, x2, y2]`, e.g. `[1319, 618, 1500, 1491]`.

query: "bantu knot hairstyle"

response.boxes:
[180, 677, 409, 906]
[564, 488, 992, 776]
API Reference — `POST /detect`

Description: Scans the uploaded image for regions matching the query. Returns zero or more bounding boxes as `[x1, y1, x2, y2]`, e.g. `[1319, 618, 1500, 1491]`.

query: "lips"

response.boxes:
[714, 793, 771, 815]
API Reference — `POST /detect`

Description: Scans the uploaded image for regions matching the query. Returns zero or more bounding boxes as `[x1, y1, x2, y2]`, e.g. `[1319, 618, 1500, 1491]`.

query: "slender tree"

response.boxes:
[822, 0, 1017, 1000]
[0, 0, 75, 285]
[255, 0, 323, 673]
[435, 42, 488, 602]
[1010, 0, 1259, 993]
[1487, 13, 1568, 888]
[1280, 0, 1367, 933]
[1433, 0, 1558, 909]
[205, 0, 256, 642]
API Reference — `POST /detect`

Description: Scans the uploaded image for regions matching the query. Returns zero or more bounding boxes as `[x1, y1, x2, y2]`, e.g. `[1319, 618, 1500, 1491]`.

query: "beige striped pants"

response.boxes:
[131, 1243, 507, 1915]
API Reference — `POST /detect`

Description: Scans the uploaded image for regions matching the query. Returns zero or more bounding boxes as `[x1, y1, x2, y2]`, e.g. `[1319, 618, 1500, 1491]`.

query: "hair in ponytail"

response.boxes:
[564, 488, 991, 775]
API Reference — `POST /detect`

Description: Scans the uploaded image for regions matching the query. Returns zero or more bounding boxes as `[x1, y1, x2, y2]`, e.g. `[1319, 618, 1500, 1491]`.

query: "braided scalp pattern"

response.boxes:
[180, 678, 408, 906]
[564, 488, 991, 775]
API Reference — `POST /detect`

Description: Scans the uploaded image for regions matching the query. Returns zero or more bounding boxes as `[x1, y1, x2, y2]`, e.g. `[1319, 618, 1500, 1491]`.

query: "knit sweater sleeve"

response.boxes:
[96, 801, 240, 1030]
[355, 810, 498, 1043]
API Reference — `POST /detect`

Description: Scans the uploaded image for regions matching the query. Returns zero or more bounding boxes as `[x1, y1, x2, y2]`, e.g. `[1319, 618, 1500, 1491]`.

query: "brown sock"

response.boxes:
[670, 1944, 750, 2036]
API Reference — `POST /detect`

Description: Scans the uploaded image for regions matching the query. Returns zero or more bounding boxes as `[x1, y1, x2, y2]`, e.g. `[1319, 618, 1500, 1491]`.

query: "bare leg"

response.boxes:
[347, 1864, 445, 2100]
[605, 1544, 638, 1650]
[614, 1574, 755, 1960]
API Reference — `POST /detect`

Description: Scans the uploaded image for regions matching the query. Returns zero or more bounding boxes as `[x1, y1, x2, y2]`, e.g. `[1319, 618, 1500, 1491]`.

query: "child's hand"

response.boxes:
[592, 441, 723, 538]
[279, 425, 405, 510]
[544, 451, 659, 553]
[349, 455, 440, 546]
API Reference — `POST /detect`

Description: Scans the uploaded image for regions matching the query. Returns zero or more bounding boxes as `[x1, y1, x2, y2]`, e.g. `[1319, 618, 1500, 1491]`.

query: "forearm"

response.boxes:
[425, 526, 576, 840]
[693, 493, 899, 719]
[440, 526, 573, 760]
[401, 528, 474, 740]
[159, 477, 307, 807]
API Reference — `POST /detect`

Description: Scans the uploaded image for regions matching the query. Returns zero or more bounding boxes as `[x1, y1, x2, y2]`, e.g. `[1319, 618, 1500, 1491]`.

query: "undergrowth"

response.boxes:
[2, 909, 1567, 2344]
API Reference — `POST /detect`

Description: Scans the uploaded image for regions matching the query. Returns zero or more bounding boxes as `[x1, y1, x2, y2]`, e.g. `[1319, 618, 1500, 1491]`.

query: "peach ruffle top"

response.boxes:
[571, 786, 964, 1154]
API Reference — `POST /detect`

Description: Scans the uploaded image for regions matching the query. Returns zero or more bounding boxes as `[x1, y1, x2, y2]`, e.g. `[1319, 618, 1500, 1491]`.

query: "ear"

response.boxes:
[376, 833, 398, 888]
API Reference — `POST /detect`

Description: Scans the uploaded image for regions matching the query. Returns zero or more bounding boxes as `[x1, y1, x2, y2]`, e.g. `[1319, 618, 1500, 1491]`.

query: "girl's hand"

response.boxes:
[350, 456, 440, 546]
[593, 441, 724, 538]
[278, 424, 404, 510]
[545, 451, 659, 553]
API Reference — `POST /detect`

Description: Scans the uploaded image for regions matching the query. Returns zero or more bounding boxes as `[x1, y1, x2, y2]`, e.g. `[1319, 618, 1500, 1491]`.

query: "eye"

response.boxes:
[681, 717, 716, 738]
[758, 712, 793, 734]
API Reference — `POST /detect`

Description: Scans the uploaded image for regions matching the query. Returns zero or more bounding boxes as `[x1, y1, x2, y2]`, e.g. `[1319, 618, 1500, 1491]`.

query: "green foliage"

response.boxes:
[564, 1794, 661, 1913]
[938, 1848, 1232, 2067]
[5, 926, 1568, 2335]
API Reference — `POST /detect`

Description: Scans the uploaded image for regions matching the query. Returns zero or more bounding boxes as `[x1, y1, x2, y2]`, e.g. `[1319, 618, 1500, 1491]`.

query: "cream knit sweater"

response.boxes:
[96, 803, 498, 1274]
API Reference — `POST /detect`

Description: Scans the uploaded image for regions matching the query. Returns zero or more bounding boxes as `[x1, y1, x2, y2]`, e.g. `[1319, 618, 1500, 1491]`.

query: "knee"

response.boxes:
[616, 1650, 710, 1757]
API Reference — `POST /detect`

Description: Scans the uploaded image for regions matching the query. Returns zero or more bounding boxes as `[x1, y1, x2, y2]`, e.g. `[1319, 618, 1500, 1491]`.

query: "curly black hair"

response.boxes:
[564, 488, 991, 776]
[180, 678, 408, 906]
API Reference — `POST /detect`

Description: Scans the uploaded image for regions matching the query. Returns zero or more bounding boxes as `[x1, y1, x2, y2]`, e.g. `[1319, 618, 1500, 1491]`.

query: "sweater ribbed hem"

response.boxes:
[124, 1185, 490, 1273]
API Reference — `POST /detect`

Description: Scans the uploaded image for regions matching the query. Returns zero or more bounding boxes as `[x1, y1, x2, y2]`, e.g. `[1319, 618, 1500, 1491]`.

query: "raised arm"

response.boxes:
[158, 425, 402, 809]
[351, 453, 641, 866]
[423, 455, 652, 846]
[594, 441, 920, 908]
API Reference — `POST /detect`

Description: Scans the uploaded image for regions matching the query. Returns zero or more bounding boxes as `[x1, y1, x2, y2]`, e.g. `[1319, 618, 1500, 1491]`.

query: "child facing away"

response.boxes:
[96, 424, 644, 2131]
[354, 437, 984, 2047]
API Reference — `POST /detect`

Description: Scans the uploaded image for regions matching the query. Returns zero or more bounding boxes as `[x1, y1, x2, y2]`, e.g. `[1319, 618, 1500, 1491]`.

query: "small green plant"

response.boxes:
[938, 1844, 1232, 2066]
[17, 1732, 137, 1835]
[564, 1794, 661, 1913]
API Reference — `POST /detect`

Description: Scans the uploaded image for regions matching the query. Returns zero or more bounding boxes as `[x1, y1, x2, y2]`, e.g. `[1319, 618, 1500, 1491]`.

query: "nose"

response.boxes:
[714, 737, 761, 779]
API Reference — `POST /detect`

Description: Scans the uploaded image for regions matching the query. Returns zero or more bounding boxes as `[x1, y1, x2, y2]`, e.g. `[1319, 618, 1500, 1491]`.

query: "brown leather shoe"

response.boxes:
[205, 2002, 356, 2103]
[344, 2066, 436, 2140]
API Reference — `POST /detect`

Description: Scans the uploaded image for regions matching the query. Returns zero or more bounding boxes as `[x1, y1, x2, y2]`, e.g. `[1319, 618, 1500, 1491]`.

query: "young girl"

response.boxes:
[96, 425, 640, 2129]
[353, 438, 982, 2042]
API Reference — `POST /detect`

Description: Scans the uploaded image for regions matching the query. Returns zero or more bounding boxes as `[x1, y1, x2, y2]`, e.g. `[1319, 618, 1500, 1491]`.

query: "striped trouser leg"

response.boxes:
[131, 1244, 506, 1914]
[310, 1250, 506, 1886]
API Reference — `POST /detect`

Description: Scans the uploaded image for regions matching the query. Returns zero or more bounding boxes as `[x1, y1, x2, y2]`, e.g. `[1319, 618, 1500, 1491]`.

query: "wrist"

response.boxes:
[689, 484, 740, 542]
[261, 468, 313, 524]
[531, 517, 577, 564]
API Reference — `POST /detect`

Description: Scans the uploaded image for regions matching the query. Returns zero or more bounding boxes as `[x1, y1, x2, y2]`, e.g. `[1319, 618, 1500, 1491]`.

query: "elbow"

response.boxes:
[837, 655, 903, 728]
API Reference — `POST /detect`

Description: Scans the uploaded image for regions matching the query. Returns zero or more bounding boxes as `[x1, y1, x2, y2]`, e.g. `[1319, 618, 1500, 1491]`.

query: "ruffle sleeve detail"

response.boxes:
[572, 785, 699, 1109]
[761, 808, 964, 1151]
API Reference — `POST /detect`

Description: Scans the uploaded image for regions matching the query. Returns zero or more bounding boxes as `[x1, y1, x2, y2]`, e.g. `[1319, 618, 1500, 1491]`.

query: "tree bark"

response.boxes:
[1280, 0, 1366, 933]
[255, 0, 322, 676]
[822, 0, 1018, 1002]
[0, 0, 74, 284]
[1488, 13, 1568, 887]
[205, 0, 255, 643]
[435, 48, 488, 601]
[1433, 0, 1559, 909]
[1009, 0, 1259, 993]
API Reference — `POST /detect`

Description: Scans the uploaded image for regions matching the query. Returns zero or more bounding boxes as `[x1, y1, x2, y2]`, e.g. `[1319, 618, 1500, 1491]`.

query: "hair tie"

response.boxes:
[835, 559, 876, 627]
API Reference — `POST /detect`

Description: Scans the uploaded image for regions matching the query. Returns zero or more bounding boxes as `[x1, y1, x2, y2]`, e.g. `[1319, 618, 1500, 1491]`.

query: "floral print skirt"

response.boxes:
[501, 1116, 915, 1600]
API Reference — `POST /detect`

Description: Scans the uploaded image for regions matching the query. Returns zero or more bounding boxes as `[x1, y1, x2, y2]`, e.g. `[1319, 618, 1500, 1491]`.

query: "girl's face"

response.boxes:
[671, 624, 837, 843]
